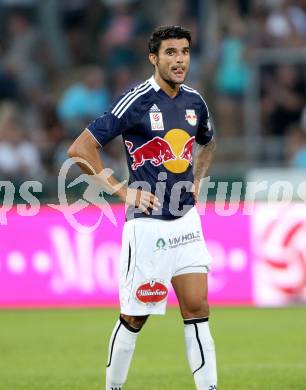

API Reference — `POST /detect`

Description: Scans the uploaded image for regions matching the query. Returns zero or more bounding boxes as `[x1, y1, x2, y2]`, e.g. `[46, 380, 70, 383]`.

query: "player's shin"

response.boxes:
[183, 317, 217, 390]
[105, 316, 140, 390]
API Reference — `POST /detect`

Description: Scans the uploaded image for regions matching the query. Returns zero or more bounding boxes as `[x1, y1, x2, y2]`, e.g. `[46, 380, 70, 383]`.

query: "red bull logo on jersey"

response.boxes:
[180, 136, 195, 165]
[125, 137, 176, 170]
[163, 129, 195, 173]
[125, 130, 195, 173]
[135, 280, 168, 304]
[185, 109, 197, 126]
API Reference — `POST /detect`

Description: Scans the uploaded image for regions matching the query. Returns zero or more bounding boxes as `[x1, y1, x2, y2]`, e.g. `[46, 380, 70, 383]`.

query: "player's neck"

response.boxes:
[154, 74, 180, 98]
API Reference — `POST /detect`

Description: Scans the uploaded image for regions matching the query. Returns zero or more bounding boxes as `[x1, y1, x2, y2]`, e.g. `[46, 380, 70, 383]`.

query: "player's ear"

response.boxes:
[149, 53, 158, 67]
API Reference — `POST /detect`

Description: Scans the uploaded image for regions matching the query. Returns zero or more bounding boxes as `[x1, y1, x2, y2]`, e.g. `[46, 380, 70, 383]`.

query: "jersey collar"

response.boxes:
[149, 75, 160, 91]
[149, 75, 184, 98]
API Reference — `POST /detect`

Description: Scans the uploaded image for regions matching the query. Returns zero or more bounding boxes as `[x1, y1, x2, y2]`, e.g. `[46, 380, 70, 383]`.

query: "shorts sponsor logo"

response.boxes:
[135, 279, 168, 305]
[168, 231, 201, 249]
[153, 231, 202, 252]
[155, 238, 166, 251]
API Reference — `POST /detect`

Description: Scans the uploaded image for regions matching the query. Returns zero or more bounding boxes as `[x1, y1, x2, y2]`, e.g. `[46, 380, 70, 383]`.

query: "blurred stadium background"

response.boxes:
[0, 0, 306, 389]
[1, 0, 306, 192]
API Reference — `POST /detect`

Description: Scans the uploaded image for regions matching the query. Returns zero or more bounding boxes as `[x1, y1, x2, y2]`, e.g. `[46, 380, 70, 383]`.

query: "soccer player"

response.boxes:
[68, 26, 217, 390]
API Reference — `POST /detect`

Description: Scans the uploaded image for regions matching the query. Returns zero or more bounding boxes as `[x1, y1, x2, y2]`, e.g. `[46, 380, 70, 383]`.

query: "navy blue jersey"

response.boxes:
[87, 76, 214, 220]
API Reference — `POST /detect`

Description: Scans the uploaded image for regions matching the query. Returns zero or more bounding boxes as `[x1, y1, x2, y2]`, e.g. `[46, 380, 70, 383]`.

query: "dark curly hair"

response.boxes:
[148, 25, 192, 54]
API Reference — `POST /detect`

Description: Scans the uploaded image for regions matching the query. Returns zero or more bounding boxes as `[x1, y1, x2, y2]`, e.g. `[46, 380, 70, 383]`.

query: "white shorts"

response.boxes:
[119, 207, 212, 316]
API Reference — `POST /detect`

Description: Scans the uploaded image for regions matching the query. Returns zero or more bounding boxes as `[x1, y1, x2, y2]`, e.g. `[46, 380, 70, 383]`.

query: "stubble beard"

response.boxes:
[159, 72, 186, 89]
[157, 63, 187, 90]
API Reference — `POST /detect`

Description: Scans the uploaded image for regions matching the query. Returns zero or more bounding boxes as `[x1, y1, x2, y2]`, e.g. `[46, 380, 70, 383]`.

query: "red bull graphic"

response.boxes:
[180, 136, 195, 165]
[125, 137, 176, 170]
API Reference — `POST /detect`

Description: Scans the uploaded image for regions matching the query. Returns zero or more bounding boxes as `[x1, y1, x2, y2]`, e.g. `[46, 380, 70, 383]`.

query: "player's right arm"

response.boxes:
[67, 123, 160, 215]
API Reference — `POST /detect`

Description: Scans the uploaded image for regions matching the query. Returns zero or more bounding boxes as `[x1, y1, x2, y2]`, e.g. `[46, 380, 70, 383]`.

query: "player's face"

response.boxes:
[152, 38, 190, 86]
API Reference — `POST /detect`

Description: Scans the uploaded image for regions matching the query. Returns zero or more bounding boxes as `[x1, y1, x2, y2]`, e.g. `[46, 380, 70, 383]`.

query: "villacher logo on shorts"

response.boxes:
[135, 279, 168, 305]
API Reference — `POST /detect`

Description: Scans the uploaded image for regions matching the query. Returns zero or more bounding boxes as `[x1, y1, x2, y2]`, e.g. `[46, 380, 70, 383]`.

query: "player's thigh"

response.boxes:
[171, 273, 209, 318]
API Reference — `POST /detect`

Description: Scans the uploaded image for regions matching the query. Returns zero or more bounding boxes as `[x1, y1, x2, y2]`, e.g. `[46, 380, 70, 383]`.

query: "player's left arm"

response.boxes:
[193, 113, 216, 202]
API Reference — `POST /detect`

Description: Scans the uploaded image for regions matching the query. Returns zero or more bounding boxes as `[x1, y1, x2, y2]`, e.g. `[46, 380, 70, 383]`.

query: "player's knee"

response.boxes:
[182, 298, 210, 319]
[120, 314, 149, 330]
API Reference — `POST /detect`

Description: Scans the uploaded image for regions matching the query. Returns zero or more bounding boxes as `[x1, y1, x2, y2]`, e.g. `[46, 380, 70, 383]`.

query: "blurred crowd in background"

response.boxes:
[0, 0, 306, 200]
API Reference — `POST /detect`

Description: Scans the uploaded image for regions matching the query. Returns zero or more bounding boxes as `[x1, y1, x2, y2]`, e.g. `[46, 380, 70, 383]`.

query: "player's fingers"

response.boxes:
[145, 197, 158, 211]
[133, 189, 142, 208]
[134, 196, 149, 214]
[138, 202, 150, 215]
[130, 190, 159, 213]
[140, 192, 159, 210]
[143, 193, 160, 210]
[141, 190, 153, 200]
[141, 191, 158, 200]
[141, 198, 154, 211]
[136, 192, 149, 207]
[149, 193, 160, 208]
[139, 195, 159, 213]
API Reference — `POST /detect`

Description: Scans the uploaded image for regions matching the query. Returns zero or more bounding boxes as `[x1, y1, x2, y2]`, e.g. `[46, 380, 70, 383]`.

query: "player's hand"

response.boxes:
[120, 187, 161, 215]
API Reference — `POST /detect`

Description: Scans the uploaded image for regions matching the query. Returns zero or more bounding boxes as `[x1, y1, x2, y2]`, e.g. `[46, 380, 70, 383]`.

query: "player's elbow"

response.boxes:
[67, 143, 78, 159]
[68, 129, 101, 159]
[210, 137, 216, 152]
[67, 140, 85, 159]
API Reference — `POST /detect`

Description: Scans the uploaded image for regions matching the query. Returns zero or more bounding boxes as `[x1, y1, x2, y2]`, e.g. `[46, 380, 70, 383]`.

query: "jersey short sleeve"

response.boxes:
[86, 94, 129, 146]
[195, 99, 214, 146]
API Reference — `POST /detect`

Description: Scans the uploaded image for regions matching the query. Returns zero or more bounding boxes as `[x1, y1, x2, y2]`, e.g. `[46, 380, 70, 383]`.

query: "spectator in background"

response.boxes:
[214, 17, 250, 135]
[36, 97, 66, 174]
[0, 61, 20, 101]
[159, 0, 199, 52]
[261, 65, 306, 136]
[98, 2, 151, 71]
[266, 0, 306, 47]
[57, 65, 109, 135]
[301, 104, 306, 132]
[0, 102, 43, 181]
[286, 124, 306, 167]
[286, 0, 306, 39]
[109, 66, 138, 99]
[246, 0, 271, 48]
[60, 0, 95, 65]
[1, 12, 44, 98]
